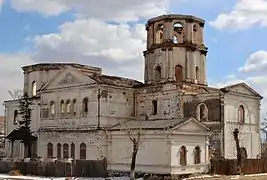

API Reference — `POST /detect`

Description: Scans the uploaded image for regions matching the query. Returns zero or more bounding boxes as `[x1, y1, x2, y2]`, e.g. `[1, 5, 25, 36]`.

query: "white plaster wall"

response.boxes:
[109, 131, 171, 174]
[170, 134, 209, 174]
[224, 93, 261, 159]
[38, 131, 107, 160]
[40, 85, 135, 128]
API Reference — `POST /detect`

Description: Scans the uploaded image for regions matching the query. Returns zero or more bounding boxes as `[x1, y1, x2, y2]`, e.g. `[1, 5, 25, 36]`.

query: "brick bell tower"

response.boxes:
[143, 14, 208, 85]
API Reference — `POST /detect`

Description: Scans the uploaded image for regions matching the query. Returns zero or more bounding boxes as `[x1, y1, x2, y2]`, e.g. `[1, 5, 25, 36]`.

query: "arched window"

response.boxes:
[80, 143, 86, 160]
[197, 103, 208, 121]
[32, 81, 37, 96]
[57, 143, 61, 159]
[50, 101, 55, 116]
[47, 143, 53, 158]
[71, 143, 75, 159]
[238, 105, 245, 123]
[72, 99, 77, 116]
[155, 66, 161, 82]
[175, 65, 183, 83]
[180, 146, 187, 166]
[173, 23, 183, 43]
[193, 24, 198, 43]
[193, 24, 198, 32]
[63, 143, 69, 159]
[156, 24, 164, 44]
[83, 98, 88, 113]
[194, 146, 201, 164]
[152, 100, 157, 115]
[13, 110, 18, 125]
[60, 100, 64, 114]
[66, 100, 71, 114]
[195, 66, 199, 80]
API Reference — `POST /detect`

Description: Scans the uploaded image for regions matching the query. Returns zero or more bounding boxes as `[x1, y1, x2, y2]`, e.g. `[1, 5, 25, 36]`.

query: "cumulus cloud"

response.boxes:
[10, 0, 168, 22]
[238, 50, 267, 73]
[210, 0, 267, 30]
[0, 53, 34, 114]
[30, 19, 146, 81]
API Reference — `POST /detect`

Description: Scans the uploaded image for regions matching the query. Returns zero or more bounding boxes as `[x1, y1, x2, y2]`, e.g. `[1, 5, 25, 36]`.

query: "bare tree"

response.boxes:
[8, 89, 23, 100]
[119, 121, 142, 180]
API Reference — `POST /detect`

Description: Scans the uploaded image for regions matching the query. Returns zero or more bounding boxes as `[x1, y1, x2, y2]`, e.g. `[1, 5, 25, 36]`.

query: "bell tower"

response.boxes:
[143, 14, 208, 85]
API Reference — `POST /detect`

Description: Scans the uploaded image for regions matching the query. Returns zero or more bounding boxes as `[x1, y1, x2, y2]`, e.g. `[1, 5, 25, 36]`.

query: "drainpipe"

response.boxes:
[97, 88, 101, 129]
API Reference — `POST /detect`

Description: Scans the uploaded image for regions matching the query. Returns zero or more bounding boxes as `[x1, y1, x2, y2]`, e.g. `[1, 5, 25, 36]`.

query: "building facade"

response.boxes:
[4, 14, 262, 175]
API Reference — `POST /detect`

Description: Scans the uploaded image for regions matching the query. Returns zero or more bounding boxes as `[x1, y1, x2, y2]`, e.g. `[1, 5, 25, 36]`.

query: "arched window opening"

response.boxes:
[175, 65, 183, 83]
[83, 98, 88, 113]
[193, 24, 198, 43]
[194, 146, 201, 164]
[66, 100, 71, 114]
[152, 100, 157, 115]
[238, 105, 245, 123]
[72, 99, 77, 116]
[32, 81, 37, 96]
[173, 23, 183, 43]
[71, 143, 75, 159]
[173, 35, 178, 44]
[156, 24, 164, 44]
[47, 143, 53, 158]
[195, 66, 199, 80]
[155, 66, 161, 82]
[80, 143, 86, 160]
[13, 110, 18, 125]
[57, 143, 61, 159]
[180, 146, 187, 166]
[60, 100, 64, 114]
[63, 143, 69, 159]
[197, 103, 208, 121]
[193, 24, 198, 32]
[174, 23, 183, 32]
[50, 101, 55, 116]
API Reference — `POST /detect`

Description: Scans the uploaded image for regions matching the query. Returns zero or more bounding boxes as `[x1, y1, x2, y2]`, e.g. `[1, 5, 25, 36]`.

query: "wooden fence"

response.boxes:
[0, 158, 107, 177]
[211, 158, 267, 175]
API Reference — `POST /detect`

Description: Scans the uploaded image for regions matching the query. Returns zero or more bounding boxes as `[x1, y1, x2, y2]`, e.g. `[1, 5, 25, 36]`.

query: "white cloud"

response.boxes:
[210, 0, 267, 30]
[238, 50, 267, 73]
[10, 0, 168, 22]
[0, 53, 34, 115]
[0, 0, 4, 10]
[30, 19, 146, 81]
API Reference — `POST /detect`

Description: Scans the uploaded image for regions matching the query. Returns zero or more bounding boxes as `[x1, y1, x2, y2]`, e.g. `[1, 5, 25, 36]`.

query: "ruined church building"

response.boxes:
[4, 14, 262, 175]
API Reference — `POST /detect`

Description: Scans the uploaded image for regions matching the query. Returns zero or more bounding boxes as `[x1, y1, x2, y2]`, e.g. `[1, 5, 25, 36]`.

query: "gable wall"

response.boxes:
[224, 92, 261, 159]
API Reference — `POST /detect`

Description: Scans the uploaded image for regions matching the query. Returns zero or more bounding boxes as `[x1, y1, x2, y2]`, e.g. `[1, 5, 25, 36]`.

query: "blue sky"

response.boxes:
[1, 0, 267, 117]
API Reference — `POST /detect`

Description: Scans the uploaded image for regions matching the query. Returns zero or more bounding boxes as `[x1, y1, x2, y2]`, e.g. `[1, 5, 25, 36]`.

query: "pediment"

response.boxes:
[222, 83, 262, 98]
[173, 118, 209, 133]
[42, 66, 97, 90]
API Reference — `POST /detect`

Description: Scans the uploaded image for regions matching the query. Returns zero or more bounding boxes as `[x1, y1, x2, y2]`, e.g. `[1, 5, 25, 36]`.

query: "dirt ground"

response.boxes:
[185, 174, 267, 180]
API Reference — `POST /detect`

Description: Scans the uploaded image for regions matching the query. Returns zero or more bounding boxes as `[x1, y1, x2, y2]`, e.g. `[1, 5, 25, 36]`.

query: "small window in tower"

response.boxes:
[152, 100, 158, 115]
[196, 103, 208, 121]
[173, 23, 183, 32]
[156, 24, 164, 44]
[175, 65, 183, 83]
[155, 66, 161, 82]
[193, 24, 198, 32]
[195, 66, 199, 80]
[32, 81, 37, 96]
[173, 35, 178, 44]
[173, 23, 183, 43]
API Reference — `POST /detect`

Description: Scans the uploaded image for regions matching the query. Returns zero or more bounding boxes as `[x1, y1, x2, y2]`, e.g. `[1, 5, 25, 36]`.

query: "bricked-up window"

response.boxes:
[47, 143, 53, 158]
[72, 99, 77, 116]
[50, 101, 55, 116]
[180, 146, 187, 166]
[194, 146, 201, 164]
[13, 110, 18, 125]
[57, 143, 61, 159]
[80, 143, 86, 160]
[66, 100, 71, 114]
[71, 143, 75, 159]
[83, 98, 88, 113]
[152, 100, 158, 115]
[195, 66, 199, 80]
[175, 65, 183, 83]
[238, 105, 245, 123]
[63, 143, 69, 159]
[60, 100, 64, 114]
[32, 81, 37, 96]
[154, 66, 161, 82]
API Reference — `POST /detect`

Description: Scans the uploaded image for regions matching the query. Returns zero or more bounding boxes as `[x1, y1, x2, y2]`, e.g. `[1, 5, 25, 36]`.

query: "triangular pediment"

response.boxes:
[41, 66, 97, 90]
[173, 118, 209, 133]
[221, 83, 262, 98]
